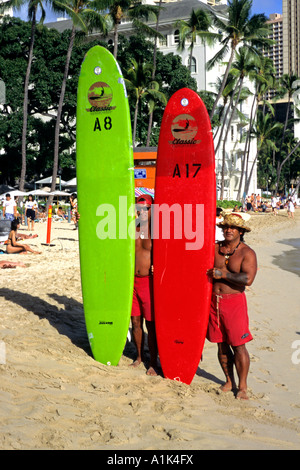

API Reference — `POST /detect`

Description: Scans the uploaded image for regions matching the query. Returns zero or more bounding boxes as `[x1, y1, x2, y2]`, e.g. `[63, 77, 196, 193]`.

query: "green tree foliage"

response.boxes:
[115, 34, 197, 146]
[0, 16, 99, 184]
[0, 20, 196, 183]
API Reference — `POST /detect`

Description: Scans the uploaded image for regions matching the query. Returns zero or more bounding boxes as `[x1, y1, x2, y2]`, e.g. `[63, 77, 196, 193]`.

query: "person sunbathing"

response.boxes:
[0, 260, 26, 269]
[6, 218, 41, 255]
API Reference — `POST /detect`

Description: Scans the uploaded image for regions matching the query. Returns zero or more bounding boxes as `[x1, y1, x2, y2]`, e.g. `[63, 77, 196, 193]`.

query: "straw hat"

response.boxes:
[218, 212, 251, 232]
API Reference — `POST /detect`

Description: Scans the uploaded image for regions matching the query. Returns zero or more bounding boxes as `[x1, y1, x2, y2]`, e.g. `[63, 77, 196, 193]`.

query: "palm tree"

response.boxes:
[146, 0, 164, 146]
[275, 135, 300, 193]
[0, 0, 48, 191]
[175, 8, 219, 74]
[108, 0, 160, 58]
[275, 73, 300, 153]
[237, 54, 276, 200]
[49, 0, 111, 198]
[124, 58, 166, 146]
[207, 0, 271, 120]
[244, 111, 282, 195]
[218, 47, 255, 199]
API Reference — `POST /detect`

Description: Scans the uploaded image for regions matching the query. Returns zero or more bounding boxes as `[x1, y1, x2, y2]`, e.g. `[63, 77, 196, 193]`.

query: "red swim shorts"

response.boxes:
[206, 292, 253, 347]
[131, 275, 154, 322]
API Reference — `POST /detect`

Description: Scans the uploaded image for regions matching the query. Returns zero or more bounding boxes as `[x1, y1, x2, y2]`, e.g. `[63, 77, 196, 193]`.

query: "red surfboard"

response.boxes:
[153, 88, 216, 384]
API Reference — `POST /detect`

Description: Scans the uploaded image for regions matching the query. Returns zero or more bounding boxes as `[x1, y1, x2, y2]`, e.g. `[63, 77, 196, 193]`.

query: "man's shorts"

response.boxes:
[131, 274, 154, 322]
[206, 292, 253, 347]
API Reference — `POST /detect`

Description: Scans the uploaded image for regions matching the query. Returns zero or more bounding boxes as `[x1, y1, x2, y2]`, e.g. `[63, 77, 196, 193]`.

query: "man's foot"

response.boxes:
[236, 389, 249, 400]
[146, 366, 157, 377]
[219, 379, 236, 393]
[129, 359, 142, 368]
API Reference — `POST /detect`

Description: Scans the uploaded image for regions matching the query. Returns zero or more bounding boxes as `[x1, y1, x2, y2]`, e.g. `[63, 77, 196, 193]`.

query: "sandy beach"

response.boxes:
[0, 208, 299, 450]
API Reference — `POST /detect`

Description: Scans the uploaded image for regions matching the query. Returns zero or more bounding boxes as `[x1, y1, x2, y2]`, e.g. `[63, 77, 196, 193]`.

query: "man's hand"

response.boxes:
[206, 267, 224, 280]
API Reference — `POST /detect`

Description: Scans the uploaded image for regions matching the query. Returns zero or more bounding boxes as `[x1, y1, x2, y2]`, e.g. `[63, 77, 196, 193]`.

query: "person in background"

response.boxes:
[25, 194, 38, 232]
[215, 207, 224, 242]
[271, 196, 278, 216]
[287, 197, 295, 219]
[6, 218, 41, 254]
[70, 193, 79, 229]
[2, 194, 17, 221]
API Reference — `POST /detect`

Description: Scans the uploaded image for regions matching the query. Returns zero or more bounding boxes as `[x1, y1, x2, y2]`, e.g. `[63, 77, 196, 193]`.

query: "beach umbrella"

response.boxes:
[0, 190, 28, 198]
[31, 190, 51, 196]
[134, 187, 154, 198]
[35, 176, 67, 187]
[0, 184, 14, 194]
[50, 190, 71, 196]
[65, 177, 77, 187]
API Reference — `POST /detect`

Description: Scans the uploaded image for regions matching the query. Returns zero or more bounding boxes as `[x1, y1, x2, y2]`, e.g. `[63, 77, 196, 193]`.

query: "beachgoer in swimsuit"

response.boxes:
[70, 193, 79, 229]
[130, 195, 158, 376]
[206, 212, 257, 400]
[25, 194, 38, 231]
[6, 218, 41, 254]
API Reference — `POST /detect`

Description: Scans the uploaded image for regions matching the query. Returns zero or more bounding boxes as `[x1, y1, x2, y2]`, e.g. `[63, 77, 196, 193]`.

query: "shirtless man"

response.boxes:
[130, 195, 158, 376]
[206, 213, 257, 400]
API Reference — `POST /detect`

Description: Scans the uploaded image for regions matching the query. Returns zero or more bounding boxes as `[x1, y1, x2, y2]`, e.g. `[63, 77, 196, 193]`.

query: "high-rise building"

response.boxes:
[283, 0, 300, 76]
[266, 13, 284, 81]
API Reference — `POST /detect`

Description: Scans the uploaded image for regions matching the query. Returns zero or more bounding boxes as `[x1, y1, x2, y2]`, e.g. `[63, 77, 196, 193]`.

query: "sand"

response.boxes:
[0, 209, 299, 450]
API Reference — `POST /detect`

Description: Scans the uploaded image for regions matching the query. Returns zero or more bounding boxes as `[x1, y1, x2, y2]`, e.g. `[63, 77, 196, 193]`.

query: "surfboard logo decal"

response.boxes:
[87, 82, 116, 112]
[170, 114, 200, 145]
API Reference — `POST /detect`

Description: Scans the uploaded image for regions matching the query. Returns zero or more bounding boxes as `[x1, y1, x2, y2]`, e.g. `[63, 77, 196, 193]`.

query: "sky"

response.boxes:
[251, 0, 282, 17]
[12, 0, 283, 24]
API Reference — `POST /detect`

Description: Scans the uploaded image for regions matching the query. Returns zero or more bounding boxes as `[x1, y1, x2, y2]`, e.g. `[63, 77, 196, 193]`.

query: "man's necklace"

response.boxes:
[218, 242, 241, 265]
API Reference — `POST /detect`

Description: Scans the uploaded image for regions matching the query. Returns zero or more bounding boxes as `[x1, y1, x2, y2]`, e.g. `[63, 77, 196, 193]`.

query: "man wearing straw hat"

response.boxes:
[206, 212, 257, 400]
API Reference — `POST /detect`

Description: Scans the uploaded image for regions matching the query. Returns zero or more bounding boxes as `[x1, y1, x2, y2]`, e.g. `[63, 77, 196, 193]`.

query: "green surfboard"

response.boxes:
[76, 46, 135, 366]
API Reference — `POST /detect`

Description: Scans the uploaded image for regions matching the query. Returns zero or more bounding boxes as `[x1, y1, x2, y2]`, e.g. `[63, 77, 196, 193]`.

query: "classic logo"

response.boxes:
[87, 82, 116, 112]
[170, 114, 200, 145]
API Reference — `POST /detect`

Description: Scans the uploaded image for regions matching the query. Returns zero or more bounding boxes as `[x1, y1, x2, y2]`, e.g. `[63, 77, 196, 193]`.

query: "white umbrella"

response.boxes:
[35, 176, 67, 186]
[65, 177, 77, 186]
[31, 190, 51, 196]
[0, 190, 28, 198]
[50, 190, 71, 196]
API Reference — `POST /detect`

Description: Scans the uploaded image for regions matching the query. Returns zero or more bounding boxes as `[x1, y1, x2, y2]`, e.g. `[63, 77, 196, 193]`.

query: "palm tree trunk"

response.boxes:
[278, 97, 291, 153]
[275, 139, 300, 193]
[50, 25, 76, 204]
[113, 22, 119, 58]
[19, 9, 37, 191]
[215, 102, 231, 154]
[209, 46, 236, 121]
[237, 95, 257, 200]
[220, 78, 243, 199]
[113, 6, 123, 59]
[245, 149, 259, 195]
[146, 0, 162, 146]
[133, 99, 139, 147]
[146, 112, 154, 147]
[215, 77, 241, 155]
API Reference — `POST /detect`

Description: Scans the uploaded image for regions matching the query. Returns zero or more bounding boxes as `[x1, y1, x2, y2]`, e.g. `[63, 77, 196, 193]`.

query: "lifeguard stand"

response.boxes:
[133, 147, 157, 190]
